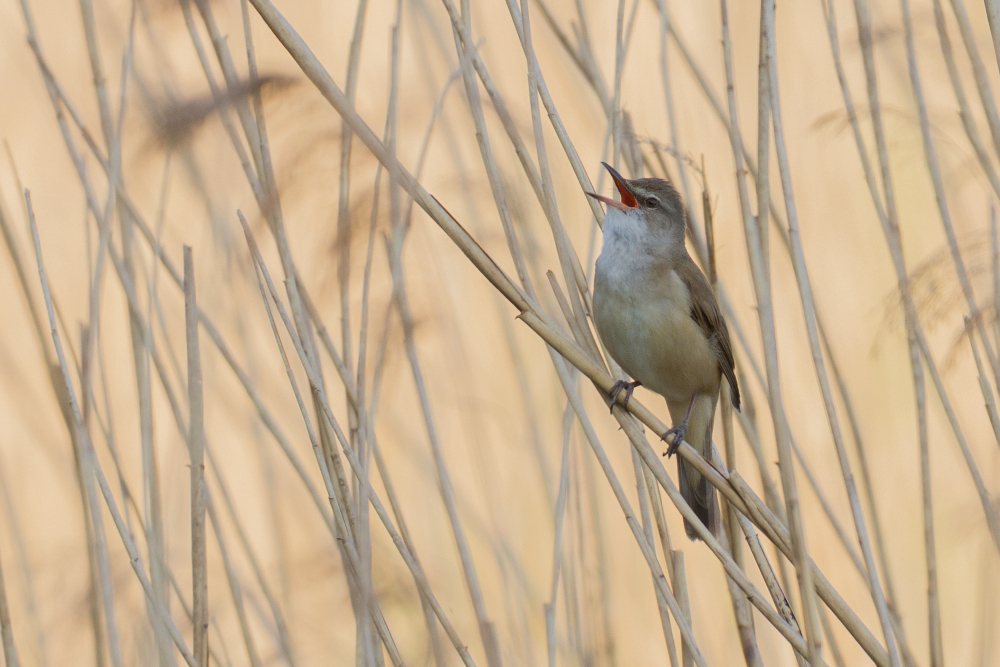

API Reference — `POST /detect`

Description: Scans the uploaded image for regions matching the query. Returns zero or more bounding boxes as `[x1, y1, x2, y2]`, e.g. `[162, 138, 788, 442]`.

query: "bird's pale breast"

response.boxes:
[594, 235, 720, 402]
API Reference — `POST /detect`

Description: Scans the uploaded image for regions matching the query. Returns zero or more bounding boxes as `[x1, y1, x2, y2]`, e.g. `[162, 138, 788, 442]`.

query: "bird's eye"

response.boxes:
[646, 197, 660, 208]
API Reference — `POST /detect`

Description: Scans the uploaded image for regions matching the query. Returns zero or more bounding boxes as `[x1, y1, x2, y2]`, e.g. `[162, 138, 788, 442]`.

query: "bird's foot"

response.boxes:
[661, 424, 687, 458]
[608, 380, 641, 413]
[661, 395, 697, 457]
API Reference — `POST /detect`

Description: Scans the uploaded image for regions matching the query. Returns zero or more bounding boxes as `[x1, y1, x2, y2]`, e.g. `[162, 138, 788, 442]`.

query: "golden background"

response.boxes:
[0, 0, 997, 664]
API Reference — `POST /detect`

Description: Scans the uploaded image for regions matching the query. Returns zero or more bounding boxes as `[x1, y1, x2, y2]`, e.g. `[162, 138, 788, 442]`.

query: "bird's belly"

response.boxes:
[593, 284, 719, 402]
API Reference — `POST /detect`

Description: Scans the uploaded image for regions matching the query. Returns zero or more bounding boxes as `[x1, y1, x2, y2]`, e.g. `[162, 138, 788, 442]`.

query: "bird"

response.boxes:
[588, 162, 740, 540]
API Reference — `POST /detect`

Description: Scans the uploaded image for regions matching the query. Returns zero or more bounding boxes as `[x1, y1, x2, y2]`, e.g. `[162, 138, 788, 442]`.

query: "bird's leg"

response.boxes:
[662, 395, 697, 457]
[608, 380, 641, 413]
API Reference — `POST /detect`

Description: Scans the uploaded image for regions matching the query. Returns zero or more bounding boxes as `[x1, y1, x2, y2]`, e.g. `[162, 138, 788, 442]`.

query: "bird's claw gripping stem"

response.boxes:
[608, 380, 641, 413]
[661, 394, 696, 457]
[661, 425, 687, 457]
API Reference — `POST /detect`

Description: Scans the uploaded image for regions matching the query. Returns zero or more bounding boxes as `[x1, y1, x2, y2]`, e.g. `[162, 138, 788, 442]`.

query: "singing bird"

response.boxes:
[589, 163, 740, 539]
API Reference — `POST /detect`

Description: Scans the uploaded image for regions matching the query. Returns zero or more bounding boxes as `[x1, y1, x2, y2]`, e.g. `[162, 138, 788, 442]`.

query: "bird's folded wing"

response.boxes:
[681, 259, 741, 411]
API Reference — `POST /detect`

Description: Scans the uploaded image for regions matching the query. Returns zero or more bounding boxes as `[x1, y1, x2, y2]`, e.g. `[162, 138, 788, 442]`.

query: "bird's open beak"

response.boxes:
[602, 162, 638, 208]
[586, 191, 627, 211]
[587, 162, 638, 212]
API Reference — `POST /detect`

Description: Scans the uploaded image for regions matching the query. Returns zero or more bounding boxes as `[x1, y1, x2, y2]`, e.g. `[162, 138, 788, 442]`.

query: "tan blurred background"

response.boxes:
[0, 0, 998, 664]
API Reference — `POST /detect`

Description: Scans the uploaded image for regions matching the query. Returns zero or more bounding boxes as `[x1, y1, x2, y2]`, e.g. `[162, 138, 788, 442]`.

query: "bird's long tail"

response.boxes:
[671, 395, 719, 541]
[678, 456, 718, 540]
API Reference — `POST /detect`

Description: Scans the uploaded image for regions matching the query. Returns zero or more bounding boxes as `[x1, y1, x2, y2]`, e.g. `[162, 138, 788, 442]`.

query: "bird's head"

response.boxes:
[587, 162, 687, 243]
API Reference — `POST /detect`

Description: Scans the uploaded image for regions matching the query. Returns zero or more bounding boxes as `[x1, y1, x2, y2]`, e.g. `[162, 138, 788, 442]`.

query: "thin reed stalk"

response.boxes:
[27, 191, 197, 667]
[184, 248, 209, 667]
[0, 540, 19, 667]
[241, 214, 477, 666]
[720, 1, 823, 662]
[763, 1, 901, 663]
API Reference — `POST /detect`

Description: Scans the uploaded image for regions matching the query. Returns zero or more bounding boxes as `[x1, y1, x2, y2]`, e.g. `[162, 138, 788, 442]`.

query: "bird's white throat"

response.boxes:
[597, 207, 656, 285]
[601, 206, 645, 241]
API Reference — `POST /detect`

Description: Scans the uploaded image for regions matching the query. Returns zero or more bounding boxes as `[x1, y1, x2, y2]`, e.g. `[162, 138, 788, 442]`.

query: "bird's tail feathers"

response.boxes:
[666, 394, 720, 540]
[679, 458, 719, 540]
[677, 398, 719, 541]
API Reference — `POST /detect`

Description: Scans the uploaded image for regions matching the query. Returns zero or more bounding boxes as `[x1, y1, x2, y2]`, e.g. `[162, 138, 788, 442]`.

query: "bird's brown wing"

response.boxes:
[680, 258, 741, 410]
